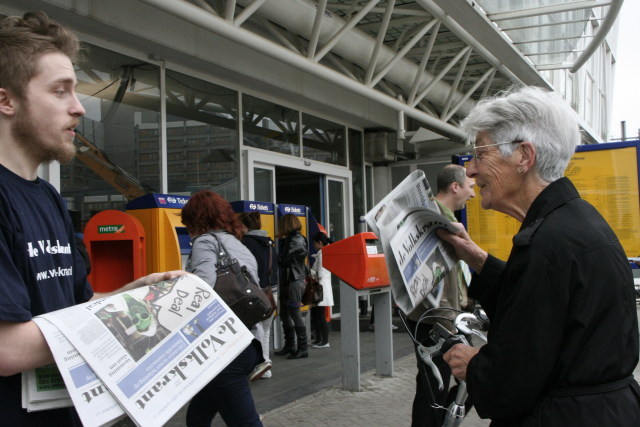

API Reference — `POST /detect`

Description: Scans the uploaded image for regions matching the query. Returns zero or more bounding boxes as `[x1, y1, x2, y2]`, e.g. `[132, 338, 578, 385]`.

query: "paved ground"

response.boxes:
[259, 353, 489, 427]
[116, 307, 640, 426]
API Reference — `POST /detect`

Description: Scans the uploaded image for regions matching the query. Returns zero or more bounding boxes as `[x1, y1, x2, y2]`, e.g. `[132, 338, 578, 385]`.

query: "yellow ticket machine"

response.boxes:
[126, 193, 191, 272]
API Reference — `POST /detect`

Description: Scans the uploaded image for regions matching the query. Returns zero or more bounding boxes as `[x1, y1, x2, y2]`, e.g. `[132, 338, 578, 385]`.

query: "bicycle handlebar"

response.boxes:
[416, 310, 487, 391]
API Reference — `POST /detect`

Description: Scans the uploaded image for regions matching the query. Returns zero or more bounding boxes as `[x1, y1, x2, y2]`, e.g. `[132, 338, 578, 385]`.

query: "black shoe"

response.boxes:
[287, 348, 308, 359]
[274, 347, 294, 356]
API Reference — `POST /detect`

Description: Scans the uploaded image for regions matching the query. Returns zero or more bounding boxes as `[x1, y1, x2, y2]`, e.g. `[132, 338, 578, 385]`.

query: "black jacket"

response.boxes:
[279, 231, 308, 284]
[241, 232, 278, 289]
[468, 177, 640, 426]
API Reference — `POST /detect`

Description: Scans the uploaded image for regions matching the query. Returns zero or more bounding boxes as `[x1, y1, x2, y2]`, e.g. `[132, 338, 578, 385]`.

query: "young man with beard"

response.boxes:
[0, 11, 184, 425]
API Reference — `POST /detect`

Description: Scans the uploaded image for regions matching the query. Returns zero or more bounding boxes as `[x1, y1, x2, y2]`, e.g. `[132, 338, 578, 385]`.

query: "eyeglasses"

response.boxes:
[471, 140, 523, 162]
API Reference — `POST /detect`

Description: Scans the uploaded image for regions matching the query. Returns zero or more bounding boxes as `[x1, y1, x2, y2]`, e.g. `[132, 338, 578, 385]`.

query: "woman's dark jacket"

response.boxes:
[241, 230, 278, 289]
[279, 230, 308, 284]
[467, 177, 640, 426]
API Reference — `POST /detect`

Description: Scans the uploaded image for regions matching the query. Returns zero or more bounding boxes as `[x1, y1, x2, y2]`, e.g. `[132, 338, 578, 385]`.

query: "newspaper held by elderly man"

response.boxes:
[365, 170, 458, 314]
[27, 274, 253, 427]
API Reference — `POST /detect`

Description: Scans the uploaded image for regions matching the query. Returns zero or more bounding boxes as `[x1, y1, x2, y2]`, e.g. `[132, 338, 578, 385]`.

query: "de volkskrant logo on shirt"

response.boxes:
[27, 239, 72, 257]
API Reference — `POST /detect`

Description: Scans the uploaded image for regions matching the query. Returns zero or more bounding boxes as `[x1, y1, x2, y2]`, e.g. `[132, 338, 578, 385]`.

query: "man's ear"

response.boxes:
[450, 181, 460, 194]
[0, 88, 16, 116]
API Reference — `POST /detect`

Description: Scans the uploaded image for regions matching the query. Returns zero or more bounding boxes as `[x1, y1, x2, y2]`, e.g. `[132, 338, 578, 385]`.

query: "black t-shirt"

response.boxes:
[0, 164, 93, 425]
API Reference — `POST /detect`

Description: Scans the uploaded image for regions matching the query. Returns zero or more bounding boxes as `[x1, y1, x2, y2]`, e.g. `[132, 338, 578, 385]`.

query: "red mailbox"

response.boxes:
[322, 232, 390, 289]
[84, 210, 146, 293]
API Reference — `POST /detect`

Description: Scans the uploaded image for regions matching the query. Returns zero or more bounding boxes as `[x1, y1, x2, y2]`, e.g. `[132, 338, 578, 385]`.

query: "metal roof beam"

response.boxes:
[328, 4, 430, 17]
[421, 0, 547, 88]
[500, 17, 598, 31]
[411, 46, 471, 108]
[370, 19, 438, 88]
[139, 0, 467, 140]
[570, 0, 623, 72]
[314, 0, 382, 63]
[224, 0, 235, 21]
[308, 0, 328, 59]
[233, 0, 267, 27]
[444, 66, 496, 122]
[441, 48, 471, 120]
[358, 15, 429, 31]
[365, 0, 396, 85]
[514, 35, 594, 44]
[408, 20, 441, 104]
[488, 0, 613, 21]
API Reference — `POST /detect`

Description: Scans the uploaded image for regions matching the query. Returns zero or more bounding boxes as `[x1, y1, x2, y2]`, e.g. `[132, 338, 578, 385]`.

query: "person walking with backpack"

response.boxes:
[239, 211, 278, 379]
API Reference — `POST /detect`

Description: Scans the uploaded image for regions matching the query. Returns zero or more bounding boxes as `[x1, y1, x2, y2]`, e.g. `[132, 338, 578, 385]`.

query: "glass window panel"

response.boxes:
[242, 95, 299, 155]
[254, 168, 274, 203]
[349, 129, 365, 233]
[417, 163, 445, 193]
[63, 44, 160, 227]
[391, 165, 411, 188]
[302, 113, 346, 166]
[327, 180, 345, 241]
[476, 0, 592, 67]
[165, 70, 239, 200]
[365, 164, 374, 215]
[327, 178, 345, 313]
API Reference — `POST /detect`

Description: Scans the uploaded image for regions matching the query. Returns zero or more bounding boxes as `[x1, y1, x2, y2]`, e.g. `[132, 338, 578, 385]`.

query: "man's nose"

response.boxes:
[70, 92, 86, 117]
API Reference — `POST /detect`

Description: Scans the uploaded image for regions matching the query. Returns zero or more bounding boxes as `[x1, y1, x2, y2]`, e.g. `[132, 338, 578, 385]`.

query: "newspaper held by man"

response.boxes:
[365, 170, 458, 314]
[21, 362, 73, 412]
[32, 317, 126, 426]
[32, 274, 253, 427]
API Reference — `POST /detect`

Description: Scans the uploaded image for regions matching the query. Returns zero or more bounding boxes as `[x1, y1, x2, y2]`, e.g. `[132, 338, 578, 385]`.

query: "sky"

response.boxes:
[609, 0, 640, 141]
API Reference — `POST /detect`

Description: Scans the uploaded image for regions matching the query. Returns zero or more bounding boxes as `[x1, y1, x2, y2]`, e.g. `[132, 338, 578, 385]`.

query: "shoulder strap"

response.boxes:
[207, 232, 233, 268]
[267, 241, 272, 272]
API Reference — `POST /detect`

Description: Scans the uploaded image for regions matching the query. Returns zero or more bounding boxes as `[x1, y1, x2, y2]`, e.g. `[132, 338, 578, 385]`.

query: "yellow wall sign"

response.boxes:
[460, 141, 640, 261]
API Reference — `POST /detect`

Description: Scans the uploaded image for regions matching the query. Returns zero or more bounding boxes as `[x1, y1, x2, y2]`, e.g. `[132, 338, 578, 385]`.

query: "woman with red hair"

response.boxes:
[181, 190, 264, 427]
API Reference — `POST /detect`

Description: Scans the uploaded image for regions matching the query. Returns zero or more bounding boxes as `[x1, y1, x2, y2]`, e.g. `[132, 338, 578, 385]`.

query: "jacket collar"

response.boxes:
[521, 177, 580, 229]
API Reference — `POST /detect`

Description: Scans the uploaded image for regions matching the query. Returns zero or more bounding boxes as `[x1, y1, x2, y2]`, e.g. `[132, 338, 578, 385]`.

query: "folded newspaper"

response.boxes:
[365, 170, 459, 314]
[24, 274, 253, 427]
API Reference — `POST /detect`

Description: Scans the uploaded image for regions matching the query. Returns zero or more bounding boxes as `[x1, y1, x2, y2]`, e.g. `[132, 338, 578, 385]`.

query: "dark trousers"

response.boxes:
[406, 318, 471, 427]
[186, 342, 263, 427]
[310, 305, 329, 344]
[279, 303, 305, 332]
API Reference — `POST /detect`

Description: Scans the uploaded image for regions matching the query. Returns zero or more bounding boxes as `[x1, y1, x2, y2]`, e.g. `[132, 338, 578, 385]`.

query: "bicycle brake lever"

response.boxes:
[417, 344, 444, 391]
[440, 335, 470, 355]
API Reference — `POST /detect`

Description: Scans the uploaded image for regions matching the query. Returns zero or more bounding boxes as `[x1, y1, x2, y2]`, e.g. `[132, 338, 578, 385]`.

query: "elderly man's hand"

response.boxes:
[437, 224, 488, 272]
[443, 343, 480, 380]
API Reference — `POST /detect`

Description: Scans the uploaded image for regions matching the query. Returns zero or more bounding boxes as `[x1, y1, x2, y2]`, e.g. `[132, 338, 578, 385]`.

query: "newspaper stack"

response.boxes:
[365, 170, 459, 314]
[23, 274, 253, 427]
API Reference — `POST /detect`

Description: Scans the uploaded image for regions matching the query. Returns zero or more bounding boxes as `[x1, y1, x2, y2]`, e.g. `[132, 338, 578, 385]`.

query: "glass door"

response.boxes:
[325, 178, 347, 241]
[324, 176, 351, 313]
[253, 166, 275, 203]
[244, 150, 275, 203]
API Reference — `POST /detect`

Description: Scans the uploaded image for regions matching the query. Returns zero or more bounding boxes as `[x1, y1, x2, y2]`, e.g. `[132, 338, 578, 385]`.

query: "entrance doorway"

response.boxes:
[275, 166, 322, 225]
[244, 149, 352, 313]
[244, 149, 351, 240]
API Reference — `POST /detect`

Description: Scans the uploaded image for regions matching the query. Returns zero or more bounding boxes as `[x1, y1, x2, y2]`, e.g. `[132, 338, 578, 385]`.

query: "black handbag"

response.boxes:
[210, 233, 275, 328]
